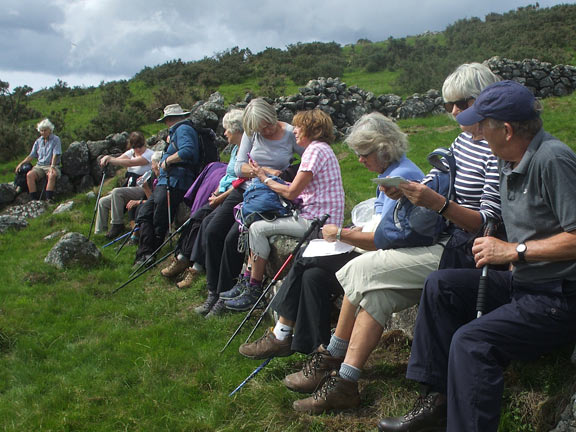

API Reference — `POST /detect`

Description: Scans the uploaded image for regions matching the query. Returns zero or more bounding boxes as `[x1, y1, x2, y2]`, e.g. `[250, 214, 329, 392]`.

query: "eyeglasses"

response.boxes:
[444, 97, 474, 113]
[354, 149, 375, 158]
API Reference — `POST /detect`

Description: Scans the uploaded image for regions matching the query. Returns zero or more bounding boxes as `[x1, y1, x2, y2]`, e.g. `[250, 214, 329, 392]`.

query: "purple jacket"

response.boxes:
[184, 162, 228, 215]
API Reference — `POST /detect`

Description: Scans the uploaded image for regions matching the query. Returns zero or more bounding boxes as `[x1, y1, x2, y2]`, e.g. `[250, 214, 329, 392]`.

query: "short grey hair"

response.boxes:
[442, 63, 501, 102]
[242, 98, 278, 136]
[151, 150, 163, 163]
[345, 112, 408, 166]
[36, 118, 55, 133]
[487, 100, 543, 140]
[223, 109, 245, 134]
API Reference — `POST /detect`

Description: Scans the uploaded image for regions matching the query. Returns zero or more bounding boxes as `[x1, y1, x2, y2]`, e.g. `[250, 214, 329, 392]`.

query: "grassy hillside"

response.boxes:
[1, 93, 575, 431]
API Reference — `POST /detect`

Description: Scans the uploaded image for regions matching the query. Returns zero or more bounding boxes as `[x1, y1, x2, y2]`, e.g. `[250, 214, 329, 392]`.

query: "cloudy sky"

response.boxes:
[0, 0, 571, 92]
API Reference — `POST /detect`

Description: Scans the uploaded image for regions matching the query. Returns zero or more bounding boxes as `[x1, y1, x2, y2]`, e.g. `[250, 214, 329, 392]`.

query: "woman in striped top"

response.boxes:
[288, 63, 504, 415]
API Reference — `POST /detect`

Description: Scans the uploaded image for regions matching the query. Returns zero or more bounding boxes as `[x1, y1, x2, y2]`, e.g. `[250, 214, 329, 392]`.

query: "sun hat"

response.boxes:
[157, 104, 191, 122]
[456, 80, 539, 126]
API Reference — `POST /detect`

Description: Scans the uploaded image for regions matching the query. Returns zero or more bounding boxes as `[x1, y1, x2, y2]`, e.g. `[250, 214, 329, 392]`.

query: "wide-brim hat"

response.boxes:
[157, 104, 191, 122]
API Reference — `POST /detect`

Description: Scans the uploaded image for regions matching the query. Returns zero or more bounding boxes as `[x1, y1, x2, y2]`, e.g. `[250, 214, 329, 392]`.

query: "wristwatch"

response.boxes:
[516, 242, 527, 263]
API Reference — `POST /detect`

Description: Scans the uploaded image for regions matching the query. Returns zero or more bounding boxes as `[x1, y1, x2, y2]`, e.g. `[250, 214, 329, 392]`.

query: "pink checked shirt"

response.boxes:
[297, 141, 345, 226]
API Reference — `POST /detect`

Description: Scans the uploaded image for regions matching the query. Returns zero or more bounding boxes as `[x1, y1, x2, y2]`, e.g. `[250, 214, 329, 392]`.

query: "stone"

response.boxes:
[61, 141, 90, 178]
[86, 140, 112, 160]
[44, 230, 68, 240]
[0, 215, 28, 234]
[550, 393, 576, 432]
[44, 232, 101, 269]
[53, 201, 74, 214]
[0, 183, 17, 206]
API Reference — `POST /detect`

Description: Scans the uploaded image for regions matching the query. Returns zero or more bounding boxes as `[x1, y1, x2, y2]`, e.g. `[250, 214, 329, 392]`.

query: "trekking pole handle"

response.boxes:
[476, 219, 496, 318]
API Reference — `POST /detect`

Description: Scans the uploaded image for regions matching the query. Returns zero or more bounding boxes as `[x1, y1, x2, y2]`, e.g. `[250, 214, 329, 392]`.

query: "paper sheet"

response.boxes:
[302, 238, 355, 258]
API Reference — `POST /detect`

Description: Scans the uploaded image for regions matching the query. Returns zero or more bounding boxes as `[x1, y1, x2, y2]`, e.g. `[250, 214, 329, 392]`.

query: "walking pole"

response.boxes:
[88, 171, 106, 241]
[165, 169, 173, 248]
[129, 216, 191, 277]
[476, 219, 496, 318]
[102, 230, 133, 249]
[111, 248, 175, 295]
[229, 358, 272, 397]
[220, 214, 330, 353]
[114, 226, 139, 256]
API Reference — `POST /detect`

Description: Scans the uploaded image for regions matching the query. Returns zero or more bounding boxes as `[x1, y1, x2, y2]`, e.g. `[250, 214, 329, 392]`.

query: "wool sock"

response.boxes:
[249, 278, 262, 287]
[243, 270, 251, 279]
[45, 190, 54, 200]
[339, 362, 361, 383]
[326, 334, 349, 358]
[30, 191, 39, 200]
[273, 321, 293, 341]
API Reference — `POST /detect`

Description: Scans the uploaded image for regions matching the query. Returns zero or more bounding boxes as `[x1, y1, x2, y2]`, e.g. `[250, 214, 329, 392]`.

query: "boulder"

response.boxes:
[86, 140, 112, 160]
[53, 201, 74, 214]
[550, 393, 576, 432]
[0, 183, 17, 206]
[44, 232, 101, 269]
[0, 215, 28, 234]
[62, 141, 90, 178]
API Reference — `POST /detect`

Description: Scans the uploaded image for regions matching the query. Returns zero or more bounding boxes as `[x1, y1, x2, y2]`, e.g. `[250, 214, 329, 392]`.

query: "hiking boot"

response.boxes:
[194, 292, 218, 315]
[106, 224, 125, 239]
[224, 283, 263, 311]
[284, 344, 344, 393]
[161, 257, 190, 278]
[378, 392, 447, 432]
[220, 276, 248, 300]
[176, 268, 201, 289]
[205, 298, 227, 319]
[239, 327, 294, 359]
[133, 254, 153, 270]
[292, 371, 360, 414]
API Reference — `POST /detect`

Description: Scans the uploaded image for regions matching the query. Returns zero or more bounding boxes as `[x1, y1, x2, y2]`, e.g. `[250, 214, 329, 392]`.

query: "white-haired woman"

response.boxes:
[195, 98, 303, 316]
[289, 63, 503, 415]
[161, 108, 245, 289]
[237, 112, 425, 360]
[15, 118, 62, 201]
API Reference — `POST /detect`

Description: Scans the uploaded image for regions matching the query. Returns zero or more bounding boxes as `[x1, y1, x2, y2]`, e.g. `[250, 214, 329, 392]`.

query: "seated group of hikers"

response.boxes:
[22, 61, 576, 432]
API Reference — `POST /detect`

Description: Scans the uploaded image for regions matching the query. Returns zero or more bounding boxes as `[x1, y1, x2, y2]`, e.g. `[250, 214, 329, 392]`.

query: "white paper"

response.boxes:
[371, 176, 408, 187]
[302, 239, 355, 258]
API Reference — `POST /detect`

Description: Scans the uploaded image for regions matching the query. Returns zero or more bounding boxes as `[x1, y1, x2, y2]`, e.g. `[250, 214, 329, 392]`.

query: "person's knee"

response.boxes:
[26, 170, 37, 181]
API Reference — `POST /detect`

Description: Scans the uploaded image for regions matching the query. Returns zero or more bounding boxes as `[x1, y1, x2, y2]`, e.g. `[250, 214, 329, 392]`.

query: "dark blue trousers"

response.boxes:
[406, 268, 576, 432]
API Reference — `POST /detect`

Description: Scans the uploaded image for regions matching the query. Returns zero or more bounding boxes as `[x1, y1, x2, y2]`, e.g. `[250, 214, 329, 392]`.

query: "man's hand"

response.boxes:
[160, 160, 170, 171]
[321, 224, 339, 242]
[472, 237, 516, 268]
[99, 155, 110, 167]
[126, 200, 142, 210]
[15, 163, 22, 174]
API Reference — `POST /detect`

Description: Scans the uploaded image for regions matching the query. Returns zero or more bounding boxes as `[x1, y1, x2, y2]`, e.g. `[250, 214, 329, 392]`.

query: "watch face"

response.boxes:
[517, 243, 527, 253]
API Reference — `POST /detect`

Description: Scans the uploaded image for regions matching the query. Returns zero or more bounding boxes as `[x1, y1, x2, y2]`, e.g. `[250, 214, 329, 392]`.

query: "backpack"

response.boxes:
[14, 162, 33, 193]
[238, 176, 294, 228]
[374, 148, 456, 250]
[170, 120, 219, 174]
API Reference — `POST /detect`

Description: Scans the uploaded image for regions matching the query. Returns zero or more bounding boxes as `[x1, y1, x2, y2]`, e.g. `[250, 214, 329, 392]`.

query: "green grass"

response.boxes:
[1, 94, 576, 431]
[341, 70, 402, 96]
[217, 78, 300, 104]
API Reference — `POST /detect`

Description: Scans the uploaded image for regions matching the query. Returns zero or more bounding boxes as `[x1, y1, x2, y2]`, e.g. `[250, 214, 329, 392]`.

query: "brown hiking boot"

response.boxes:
[161, 258, 190, 278]
[238, 327, 294, 359]
[176, 268, 201, 289]
[292, 370, 360, 414]
[283, 344, 344, 393]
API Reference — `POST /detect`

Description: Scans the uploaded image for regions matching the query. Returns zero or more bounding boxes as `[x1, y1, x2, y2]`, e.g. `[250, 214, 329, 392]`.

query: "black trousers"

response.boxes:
[271, 251, 360, 354]
[406, 268, 576, 432]
[202, 188, 245, 294]
[135, 185, 185, 258]
[175, 204, 214, 261]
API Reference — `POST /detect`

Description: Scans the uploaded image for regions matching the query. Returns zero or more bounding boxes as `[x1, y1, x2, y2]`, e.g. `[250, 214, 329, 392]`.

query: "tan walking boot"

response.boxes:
[161, 258, 190, 278]
[239, 327, 294, 359]
[176, 268, 201, 289]
[292, 370, 360, 414]
[283, 344, 344, 393]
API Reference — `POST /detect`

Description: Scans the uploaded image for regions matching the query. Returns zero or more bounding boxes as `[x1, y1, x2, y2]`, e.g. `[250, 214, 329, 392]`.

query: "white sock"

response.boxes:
[192, 262, 204, 272]
[273, 322, 293, 341]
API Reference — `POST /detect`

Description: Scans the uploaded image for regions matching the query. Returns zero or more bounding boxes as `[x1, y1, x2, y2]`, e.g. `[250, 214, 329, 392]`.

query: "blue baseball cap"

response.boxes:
[456, 80, 539, 126]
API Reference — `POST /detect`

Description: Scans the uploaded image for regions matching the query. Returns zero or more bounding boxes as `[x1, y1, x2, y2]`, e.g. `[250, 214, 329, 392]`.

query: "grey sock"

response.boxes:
[339, 362, 361, 383]
[326, 334, 348, 358]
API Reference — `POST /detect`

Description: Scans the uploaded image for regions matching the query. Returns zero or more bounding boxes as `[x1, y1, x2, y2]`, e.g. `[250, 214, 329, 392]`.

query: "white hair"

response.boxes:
[36, 118, 55, 133]
[223, 109, 245, 134]
[442, 63, 501, 102]
[242, 99, 277, 136]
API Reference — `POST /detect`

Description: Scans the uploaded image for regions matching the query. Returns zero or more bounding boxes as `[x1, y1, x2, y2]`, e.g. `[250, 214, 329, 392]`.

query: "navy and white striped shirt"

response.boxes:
[426, 132, 501, 223]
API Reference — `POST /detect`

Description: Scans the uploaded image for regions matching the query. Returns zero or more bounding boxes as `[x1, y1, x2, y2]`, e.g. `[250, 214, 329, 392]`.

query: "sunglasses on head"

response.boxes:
[444, 97, 474, 113]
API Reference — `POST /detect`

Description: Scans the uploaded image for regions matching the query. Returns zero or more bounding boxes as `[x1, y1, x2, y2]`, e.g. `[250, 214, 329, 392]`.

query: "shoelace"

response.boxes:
[313, 374, 338, 401]
[302, 351, 325, 378]
[404, 395, 435, 421]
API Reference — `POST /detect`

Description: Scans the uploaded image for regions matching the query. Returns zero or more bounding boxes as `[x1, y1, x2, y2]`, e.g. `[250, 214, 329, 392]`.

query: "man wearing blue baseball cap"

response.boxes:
[379, 80, 576, 432]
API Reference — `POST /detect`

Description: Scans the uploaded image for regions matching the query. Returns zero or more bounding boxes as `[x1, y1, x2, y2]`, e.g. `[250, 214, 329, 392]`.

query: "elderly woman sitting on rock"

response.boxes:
[221, 109, 346, 313]
[15, 118, 62, 202]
